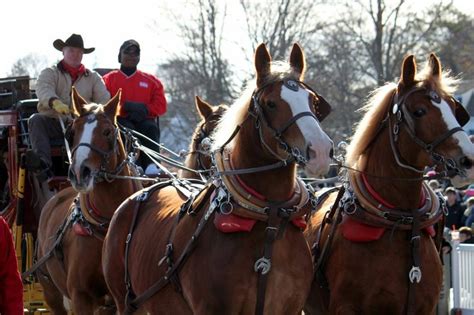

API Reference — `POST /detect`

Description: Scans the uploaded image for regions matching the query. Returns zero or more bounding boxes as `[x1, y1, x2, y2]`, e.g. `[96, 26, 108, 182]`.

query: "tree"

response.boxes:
[425, 7, 474, 81]
[239, 0, 327, 61]
[157, 0, 235, 151]
[303, 0, 460, 143]
[9, 53, 49, 79]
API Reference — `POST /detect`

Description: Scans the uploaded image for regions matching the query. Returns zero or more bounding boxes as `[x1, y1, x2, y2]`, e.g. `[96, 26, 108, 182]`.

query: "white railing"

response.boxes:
[452, 243, 474, 314]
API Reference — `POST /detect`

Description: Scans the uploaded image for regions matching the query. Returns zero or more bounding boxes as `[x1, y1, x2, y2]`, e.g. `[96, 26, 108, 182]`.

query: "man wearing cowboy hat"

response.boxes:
[27, 33, 110, 180]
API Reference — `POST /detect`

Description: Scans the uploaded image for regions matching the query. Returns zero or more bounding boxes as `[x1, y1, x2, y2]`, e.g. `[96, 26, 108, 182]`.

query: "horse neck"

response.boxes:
[230, 125, 296, 202]
[359, 128, 424, 210]
[181, 140, 200, 179]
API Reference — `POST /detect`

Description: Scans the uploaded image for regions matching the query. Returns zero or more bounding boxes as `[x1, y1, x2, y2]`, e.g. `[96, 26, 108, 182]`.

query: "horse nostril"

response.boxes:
[460, 156, 473, 169]
[81, 165, 92, 180]
[307, 145, 316, 160]
[68, 167, 76, 182]
[329, 148, 334, 159]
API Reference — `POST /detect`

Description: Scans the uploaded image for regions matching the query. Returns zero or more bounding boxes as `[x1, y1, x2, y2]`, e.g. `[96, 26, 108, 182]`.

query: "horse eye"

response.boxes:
[103, 129, 112, 137]
[267, 101, 277, 109]
[413, 108, 427, 118]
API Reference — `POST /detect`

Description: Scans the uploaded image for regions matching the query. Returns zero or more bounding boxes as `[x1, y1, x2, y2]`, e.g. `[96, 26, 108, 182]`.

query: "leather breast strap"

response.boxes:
[215, 150, 310, 221]
[348, 172, 442, 230]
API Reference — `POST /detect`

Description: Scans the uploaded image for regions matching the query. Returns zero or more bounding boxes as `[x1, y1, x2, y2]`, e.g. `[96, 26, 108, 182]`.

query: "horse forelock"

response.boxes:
[82, 103, 104, 115]
[211, 61, 301, 151]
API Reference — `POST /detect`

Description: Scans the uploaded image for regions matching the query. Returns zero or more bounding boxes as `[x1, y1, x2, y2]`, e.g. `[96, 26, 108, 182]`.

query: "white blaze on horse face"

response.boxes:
[431, 99, 474, 160]
[72, 120, 98, 176]
[280, 85, 332, 175]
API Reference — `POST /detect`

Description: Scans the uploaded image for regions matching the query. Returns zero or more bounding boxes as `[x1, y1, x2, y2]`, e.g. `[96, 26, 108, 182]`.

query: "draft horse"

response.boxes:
[35, 89, 140, 314]
[304, 54, 474, 314]
[179, 96, 228, 179]
[103, 43, 334, 314]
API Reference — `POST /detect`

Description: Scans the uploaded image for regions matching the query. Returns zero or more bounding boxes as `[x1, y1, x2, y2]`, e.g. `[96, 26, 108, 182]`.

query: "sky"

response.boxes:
[1, 0, 473, 79]
[0, 0, 249, 78]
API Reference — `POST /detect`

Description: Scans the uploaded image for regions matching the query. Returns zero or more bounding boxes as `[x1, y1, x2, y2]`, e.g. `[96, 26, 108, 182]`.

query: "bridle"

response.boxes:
[66, 113, 130, 182]
[388, 86, 470, 176]
[248, 78, 331, 166]
[188, 113, 222, 173]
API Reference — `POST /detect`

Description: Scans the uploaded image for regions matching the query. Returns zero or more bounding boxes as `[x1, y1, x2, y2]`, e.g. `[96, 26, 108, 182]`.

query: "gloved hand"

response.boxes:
[51, 99, 71, 115]
[124, 101, 148, 123]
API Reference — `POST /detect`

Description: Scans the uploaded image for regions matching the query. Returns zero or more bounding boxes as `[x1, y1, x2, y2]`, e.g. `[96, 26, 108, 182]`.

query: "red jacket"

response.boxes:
[103, 69, 167, 118]
[0, 217, 23, 315]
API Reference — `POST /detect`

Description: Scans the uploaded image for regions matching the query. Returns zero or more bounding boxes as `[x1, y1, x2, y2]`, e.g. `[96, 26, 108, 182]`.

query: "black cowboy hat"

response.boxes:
[53, 34, 95, 54]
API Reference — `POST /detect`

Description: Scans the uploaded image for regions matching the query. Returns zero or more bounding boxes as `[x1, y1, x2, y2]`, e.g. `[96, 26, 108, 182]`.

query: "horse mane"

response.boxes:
[346, 58, 459, 167]
[211, 61, 301, 150]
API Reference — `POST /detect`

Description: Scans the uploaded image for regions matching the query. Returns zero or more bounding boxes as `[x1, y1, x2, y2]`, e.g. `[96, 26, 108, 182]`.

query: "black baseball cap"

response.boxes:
[118, 40, 140, 62]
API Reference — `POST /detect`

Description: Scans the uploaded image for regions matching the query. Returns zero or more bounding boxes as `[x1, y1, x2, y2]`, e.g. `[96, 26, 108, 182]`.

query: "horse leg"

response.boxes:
[70, 290, 95, 315]
[38, 273, 68, 315]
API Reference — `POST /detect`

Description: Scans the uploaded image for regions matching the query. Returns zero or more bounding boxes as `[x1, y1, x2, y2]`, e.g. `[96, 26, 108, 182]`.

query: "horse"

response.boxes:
[304, 54, 474, 314]
[178, 96, 228, 179]
[35, 88, 140, 314]
[103, 42, 334, 315]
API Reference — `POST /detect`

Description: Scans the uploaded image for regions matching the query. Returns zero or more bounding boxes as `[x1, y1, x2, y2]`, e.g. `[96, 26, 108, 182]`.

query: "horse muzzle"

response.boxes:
[304, 140, 334, 176]
[449, 155, 474, 188]
[68, 162, 95, 193]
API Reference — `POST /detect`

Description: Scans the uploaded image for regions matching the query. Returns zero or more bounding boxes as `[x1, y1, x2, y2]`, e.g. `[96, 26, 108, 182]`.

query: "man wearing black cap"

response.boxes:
[103, 39, 167, 176]
[28, 34, 110, 180]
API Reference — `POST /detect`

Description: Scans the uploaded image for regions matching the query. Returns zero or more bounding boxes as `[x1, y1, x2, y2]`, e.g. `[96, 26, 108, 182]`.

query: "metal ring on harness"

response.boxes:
[220, 201, 234, 215]
[254, 257, 271, 275]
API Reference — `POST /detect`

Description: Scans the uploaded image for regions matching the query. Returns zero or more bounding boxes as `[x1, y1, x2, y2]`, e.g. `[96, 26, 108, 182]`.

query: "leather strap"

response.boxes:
[124, 183, 214, 313]
[22, 207, 74, 280]
[312, 187, 345, 309]
[255, 205, 282, 315]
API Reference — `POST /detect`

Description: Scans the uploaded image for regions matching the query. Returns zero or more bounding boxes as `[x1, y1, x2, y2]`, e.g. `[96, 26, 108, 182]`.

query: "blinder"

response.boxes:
[313, 92, 331, 122]
[288, 80, 332, 122]
[454, 98, 470, 127]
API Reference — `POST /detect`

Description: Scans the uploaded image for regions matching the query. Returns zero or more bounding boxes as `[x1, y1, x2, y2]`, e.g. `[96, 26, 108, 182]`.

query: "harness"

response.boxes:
[309, 86, 464, 314]
[389, 86, 469, 176]
[121, 78, 327, 314]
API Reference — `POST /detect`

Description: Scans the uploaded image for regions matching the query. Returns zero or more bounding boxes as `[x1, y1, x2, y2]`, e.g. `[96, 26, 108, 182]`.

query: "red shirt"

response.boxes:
[103, 69, 167, 118]
[0, 217, 23, 315]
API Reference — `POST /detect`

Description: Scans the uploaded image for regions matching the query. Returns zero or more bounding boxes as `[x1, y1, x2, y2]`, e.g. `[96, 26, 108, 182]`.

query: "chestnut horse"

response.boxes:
[304, 54, 474, 314]
[35, 89, 140, 314]
[103, 43, 334, 314]
[179, 96, 228, 179]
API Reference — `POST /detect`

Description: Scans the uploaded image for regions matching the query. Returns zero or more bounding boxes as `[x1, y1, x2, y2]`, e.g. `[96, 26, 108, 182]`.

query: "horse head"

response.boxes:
[180, 96, 228, 179]
[393, 54, 473, 187]
[249, 43, 334, 176]
[67, 88, 123, 193]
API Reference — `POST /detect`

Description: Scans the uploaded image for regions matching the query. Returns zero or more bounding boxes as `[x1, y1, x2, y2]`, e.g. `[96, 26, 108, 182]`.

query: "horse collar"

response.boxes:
[212, 150, 315, 221]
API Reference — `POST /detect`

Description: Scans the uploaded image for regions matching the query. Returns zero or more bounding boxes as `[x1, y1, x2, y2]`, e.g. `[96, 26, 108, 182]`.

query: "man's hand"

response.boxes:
[51, 99, 70, 115]
[124, 102, 148, 123]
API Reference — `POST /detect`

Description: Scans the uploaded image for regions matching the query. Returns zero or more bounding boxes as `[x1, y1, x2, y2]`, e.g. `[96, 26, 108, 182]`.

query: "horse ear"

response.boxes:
[104, 89, 121, 122]
[255, 43, 272, 87]
[428, 53, 441, 78]
[399, 55, 417, 88]
[71, 86, 88, 116]
[289, 43, 306, 80]
[195, 96, 213, 119]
